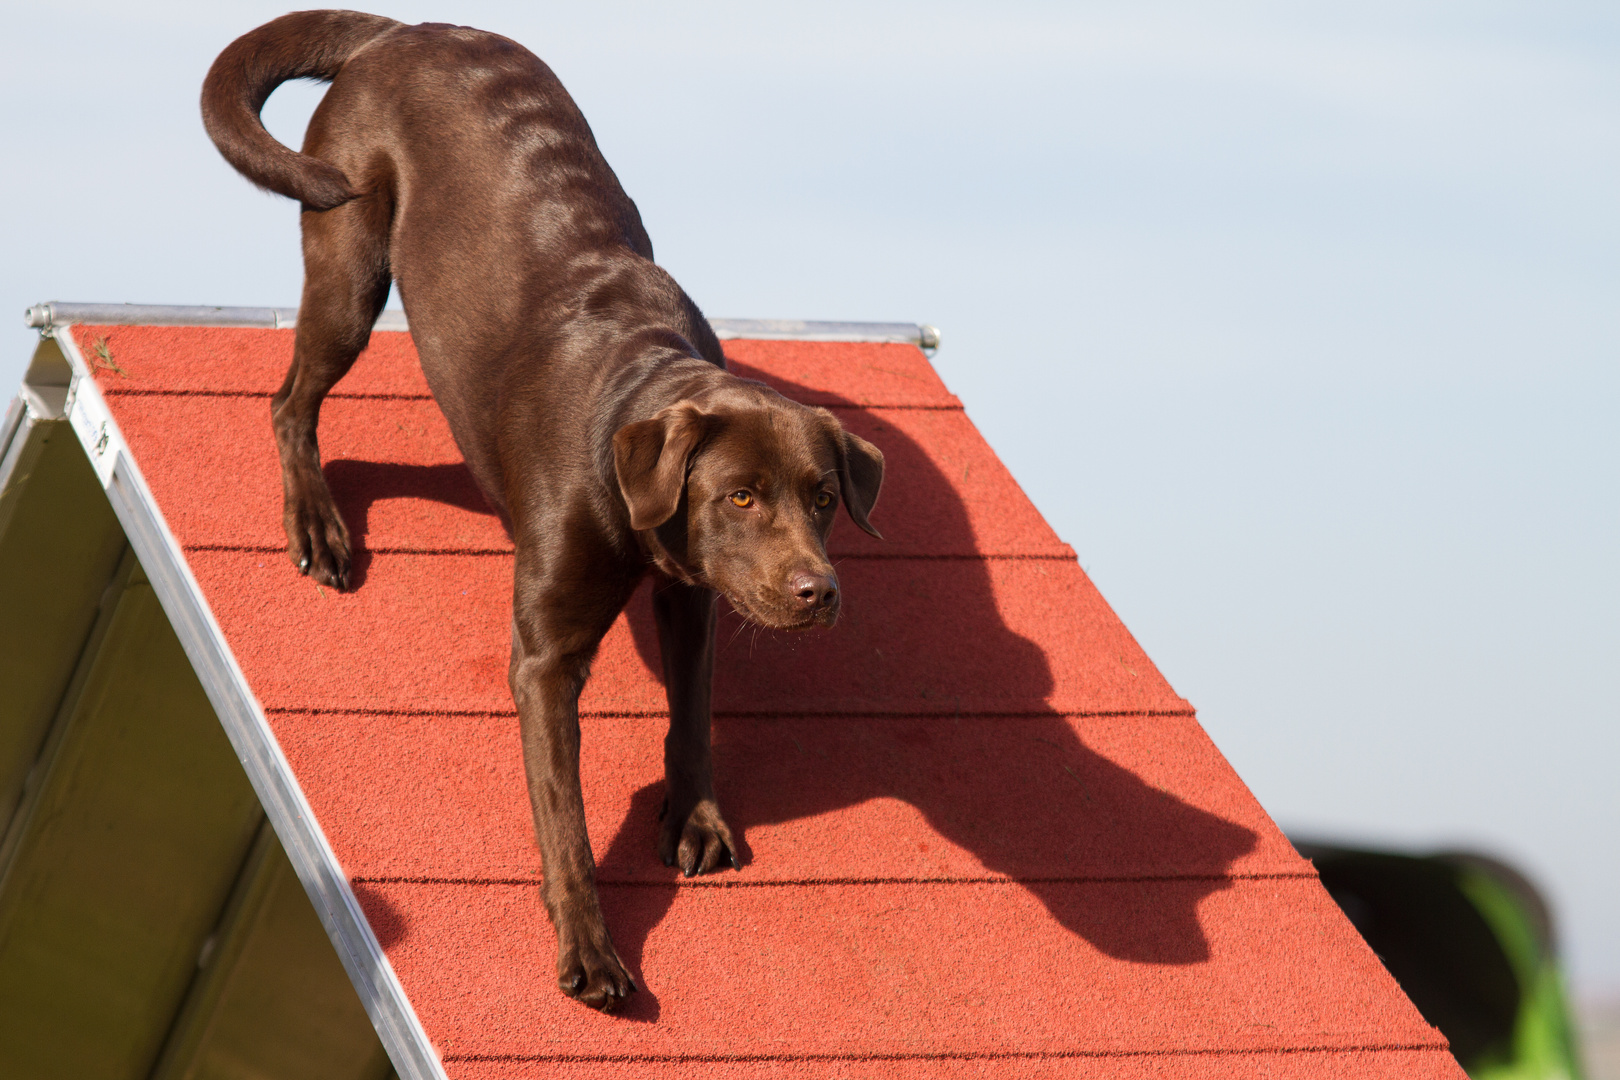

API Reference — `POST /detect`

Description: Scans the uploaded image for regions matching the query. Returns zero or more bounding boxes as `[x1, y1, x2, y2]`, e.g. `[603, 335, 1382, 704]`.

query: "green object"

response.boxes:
[1456, 863, 1583, 1080]
[1300, 841, 1586, 1080]
[0, 552, 264, 1078]
[150, 822, 395, 1080]
[0, 408, 127, 841]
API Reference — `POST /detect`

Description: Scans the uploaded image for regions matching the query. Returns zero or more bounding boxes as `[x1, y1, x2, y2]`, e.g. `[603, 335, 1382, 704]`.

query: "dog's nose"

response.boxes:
[790, 571, 838, 610]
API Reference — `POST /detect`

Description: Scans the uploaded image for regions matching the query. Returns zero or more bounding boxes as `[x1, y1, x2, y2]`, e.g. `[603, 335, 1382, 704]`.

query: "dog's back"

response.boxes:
[202, 11, 660, 312]
[203, 11, 721, 509]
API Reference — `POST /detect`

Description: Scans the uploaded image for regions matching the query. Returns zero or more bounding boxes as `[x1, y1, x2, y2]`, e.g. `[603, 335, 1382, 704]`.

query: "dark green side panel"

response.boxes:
[151, 824, 396, 1080]
[0, 559, 264, 1079]
[0, 416, 127, 838]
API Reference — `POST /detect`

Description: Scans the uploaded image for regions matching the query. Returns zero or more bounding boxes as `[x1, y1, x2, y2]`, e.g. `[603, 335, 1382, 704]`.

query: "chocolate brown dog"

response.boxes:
[202, 10, 883, 1010]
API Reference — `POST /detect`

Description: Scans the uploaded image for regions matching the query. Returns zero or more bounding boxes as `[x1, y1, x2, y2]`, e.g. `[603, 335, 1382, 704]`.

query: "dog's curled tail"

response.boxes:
[201, 9, 400, 210]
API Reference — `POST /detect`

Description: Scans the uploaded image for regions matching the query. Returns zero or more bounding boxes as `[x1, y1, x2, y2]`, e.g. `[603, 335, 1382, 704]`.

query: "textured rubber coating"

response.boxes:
[75, 324, 1458, 1077]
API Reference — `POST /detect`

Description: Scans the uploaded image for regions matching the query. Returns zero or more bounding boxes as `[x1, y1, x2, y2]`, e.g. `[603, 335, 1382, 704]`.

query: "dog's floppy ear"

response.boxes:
[838, 430, 885, 538]
[613, 403, 709, 530]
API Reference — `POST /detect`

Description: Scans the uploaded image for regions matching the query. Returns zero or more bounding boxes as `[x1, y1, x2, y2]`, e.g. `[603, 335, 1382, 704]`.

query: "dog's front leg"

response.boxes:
[509, 607, 635, 1010]
[652, 578, 740, 875]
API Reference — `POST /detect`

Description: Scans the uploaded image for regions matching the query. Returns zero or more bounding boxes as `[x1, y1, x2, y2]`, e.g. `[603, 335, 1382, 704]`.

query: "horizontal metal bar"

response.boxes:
[25, 302, 939, 348]
[26, 303, 298, 330]
[710, 318, 940, 348]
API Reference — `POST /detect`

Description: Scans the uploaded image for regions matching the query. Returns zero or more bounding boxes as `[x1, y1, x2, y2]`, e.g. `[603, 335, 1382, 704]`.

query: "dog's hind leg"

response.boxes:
[271, 196, 392, 590]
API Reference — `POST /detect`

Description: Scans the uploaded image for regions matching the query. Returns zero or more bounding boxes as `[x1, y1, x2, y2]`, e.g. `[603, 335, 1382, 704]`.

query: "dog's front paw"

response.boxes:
[557, 933, 636, 1011]
[659, 798, 740, 877]
[283, 491, 353, 591]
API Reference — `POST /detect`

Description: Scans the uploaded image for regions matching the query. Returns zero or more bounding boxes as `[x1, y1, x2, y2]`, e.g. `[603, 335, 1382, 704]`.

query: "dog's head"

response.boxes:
[612, 382, 883, 629]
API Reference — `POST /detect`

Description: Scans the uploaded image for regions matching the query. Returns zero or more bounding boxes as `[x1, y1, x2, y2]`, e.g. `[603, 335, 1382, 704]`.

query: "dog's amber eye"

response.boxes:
[815, 492, 833, 509]
[729, 491, 753, 508]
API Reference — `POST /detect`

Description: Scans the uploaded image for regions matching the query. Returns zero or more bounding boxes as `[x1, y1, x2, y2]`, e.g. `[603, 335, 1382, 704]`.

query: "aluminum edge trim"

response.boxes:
[27, 302, 291, 329]
[0, 395, 26, 475]
[0, 400, 47, 542]
[51, 325, 448, 1080]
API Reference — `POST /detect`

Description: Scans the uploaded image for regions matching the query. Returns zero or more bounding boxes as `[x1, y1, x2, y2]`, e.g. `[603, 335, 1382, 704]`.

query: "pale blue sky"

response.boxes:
[4, 1, 1616, 992]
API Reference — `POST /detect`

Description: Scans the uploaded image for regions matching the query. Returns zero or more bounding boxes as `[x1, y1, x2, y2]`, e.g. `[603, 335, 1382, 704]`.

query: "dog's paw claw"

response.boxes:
[557, 938, 635, 1011]
[659, 798, 739, 876]
[283, 489, 353, 591]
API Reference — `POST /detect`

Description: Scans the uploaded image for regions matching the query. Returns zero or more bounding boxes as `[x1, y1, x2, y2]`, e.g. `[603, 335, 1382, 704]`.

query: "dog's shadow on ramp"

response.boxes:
[323, 459, 507, 588]
[314, 371, 1259, 991]
[597, 720, 1256, 970]
[603, 370, 1259, 976]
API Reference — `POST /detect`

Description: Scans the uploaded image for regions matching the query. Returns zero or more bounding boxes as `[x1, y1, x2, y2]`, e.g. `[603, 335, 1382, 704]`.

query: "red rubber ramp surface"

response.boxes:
[78, 324, 1459, 1078]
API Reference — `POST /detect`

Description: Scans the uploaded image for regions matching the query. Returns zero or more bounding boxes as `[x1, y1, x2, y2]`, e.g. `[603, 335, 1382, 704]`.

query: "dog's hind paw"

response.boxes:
[660, 798, 741, 877]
